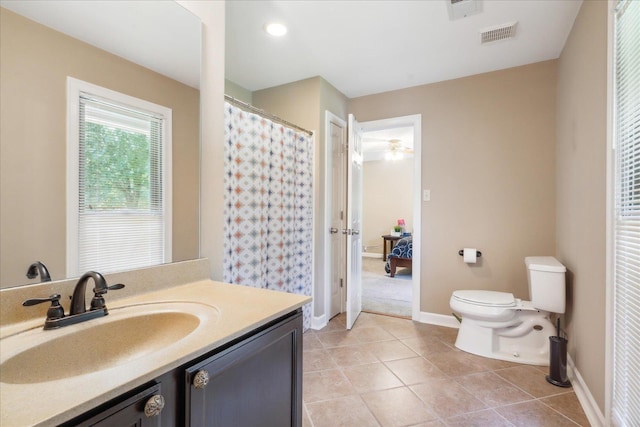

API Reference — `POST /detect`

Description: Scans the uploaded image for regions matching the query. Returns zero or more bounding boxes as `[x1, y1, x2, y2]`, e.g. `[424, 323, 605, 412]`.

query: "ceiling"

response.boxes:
[226, 0, 582, 98]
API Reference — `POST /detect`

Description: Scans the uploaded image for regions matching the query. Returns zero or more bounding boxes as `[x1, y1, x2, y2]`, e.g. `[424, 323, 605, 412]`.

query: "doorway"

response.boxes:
[361, 124, 415, 317]
[361, 115, 422, 320]
[323, 113, 421, 326]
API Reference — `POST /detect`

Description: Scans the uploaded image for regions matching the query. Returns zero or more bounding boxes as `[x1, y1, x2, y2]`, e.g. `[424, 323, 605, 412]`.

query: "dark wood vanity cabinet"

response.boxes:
[63, 309, 303, 427]
[185, 310, 303, 426]
[69, 383, 165, 427]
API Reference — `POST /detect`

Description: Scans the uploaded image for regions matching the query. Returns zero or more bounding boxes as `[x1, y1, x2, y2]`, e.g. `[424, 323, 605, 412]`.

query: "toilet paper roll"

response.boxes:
[463, 248, 477, 264]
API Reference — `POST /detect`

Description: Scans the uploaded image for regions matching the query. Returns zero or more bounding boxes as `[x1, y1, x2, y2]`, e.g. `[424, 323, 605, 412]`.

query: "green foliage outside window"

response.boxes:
[82, 123, 152, 211]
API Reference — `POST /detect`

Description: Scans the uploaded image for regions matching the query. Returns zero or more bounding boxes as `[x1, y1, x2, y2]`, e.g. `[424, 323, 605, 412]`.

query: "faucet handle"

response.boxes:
[90, 283, 125, 310]
[23, 294, 65, 320]
[93, 283, 125, 295]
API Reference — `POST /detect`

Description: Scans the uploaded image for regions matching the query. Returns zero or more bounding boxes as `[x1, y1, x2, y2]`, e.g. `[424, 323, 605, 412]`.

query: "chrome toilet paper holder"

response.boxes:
[458, 249, 482, 257]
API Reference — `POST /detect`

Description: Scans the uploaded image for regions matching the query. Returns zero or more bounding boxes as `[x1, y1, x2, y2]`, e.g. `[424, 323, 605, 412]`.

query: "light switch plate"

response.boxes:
[423, 189, 431, 202]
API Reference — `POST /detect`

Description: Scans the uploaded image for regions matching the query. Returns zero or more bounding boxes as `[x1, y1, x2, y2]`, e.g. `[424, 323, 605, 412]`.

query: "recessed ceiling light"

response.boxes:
[264, 22, 287, 37]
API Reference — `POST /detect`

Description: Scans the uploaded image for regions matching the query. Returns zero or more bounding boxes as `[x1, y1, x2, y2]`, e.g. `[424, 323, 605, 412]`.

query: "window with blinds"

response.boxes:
[612, 0, 640, 425]
[66, 78, 172, 277]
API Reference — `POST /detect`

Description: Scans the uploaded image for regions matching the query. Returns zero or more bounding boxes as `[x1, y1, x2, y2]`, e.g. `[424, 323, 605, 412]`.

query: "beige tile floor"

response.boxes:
[302, 312, 590, 427]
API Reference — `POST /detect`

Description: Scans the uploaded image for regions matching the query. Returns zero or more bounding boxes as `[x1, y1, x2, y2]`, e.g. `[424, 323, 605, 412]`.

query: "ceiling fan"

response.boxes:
[385, 139, 413, 161]
[361, 133, 414, 161]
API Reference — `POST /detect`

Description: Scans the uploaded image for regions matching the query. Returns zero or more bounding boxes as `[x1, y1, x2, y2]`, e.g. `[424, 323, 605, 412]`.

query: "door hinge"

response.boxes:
[340, 278, 343, 288]
[340, 211, 344, 220]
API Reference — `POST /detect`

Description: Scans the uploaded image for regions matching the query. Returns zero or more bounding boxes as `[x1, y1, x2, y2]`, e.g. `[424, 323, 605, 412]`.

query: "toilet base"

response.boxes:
[454, 311, 555, 366]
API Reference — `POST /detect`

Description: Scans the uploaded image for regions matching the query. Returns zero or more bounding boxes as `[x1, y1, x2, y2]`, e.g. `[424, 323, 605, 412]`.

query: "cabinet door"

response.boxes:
[71, 383, 164, 427]
[186, 311, 303, 427]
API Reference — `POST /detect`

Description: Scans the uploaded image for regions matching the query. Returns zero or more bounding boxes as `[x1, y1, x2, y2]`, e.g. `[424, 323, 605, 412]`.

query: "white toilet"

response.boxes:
[450, 256, 566, 365]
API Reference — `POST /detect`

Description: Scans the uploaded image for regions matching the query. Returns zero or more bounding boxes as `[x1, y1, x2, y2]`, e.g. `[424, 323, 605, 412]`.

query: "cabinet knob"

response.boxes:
[144, 394, 165, 417]
[193, 369, 210, 389]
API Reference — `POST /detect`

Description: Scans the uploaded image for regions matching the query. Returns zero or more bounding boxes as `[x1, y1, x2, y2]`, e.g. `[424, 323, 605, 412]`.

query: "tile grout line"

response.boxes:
[535, 396, 584, 426]
[353, 392, 384, 427]
[304, 312, 588, 426]
[450, 365, 584, 425]
[302, 401, 315, 427]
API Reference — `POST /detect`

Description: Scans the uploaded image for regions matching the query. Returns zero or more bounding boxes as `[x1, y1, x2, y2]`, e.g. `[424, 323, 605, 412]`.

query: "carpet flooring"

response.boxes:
[362, 256, 412, 317]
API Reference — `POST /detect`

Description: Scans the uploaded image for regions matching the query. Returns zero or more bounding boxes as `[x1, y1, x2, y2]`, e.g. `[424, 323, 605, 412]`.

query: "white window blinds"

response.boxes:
[67, 78, 172, 277]
[613, 0, 640, 425]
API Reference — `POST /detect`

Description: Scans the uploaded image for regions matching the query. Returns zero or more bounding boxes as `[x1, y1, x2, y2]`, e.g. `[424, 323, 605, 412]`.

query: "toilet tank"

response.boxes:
[525, 256, 566, 313]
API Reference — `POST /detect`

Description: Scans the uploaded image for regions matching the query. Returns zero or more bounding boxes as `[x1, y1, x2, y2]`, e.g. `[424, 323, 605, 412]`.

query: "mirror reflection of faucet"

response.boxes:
[26, 261, 51, 282]
[22, 271, 125, 330]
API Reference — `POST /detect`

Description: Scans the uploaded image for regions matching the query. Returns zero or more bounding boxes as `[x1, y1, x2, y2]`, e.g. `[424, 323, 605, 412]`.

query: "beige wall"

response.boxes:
[225, 79, 252, 104]
[0, 9, 200, 288]
[253, 77, 322, 134]
[319, 77, 349, 121]
[556, 0, 608, 413]
[363, 158, 414, 254]
[349, 60, 558, 315]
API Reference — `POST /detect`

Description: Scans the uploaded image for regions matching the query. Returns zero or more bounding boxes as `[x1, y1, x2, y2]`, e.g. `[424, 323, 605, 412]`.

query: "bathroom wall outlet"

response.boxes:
[423, 189, 431, 202]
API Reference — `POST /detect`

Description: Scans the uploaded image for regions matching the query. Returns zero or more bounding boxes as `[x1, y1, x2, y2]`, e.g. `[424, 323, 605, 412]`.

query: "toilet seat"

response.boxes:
[450, 290, 520, 323]
[452, 290, 516, 307]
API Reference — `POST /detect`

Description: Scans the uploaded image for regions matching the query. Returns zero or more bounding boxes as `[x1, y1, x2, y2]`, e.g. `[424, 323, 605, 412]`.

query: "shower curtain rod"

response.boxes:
[224, 94, 314, 136]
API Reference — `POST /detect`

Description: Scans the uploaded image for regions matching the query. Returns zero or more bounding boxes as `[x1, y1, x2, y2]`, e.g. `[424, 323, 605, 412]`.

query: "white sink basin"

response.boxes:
[0, 302, 219, 384]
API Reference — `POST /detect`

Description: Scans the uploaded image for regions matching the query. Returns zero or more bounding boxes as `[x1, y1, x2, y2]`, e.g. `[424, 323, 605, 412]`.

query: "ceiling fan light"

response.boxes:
[385, 150, 403, 161]
[264, 22, 287, 37]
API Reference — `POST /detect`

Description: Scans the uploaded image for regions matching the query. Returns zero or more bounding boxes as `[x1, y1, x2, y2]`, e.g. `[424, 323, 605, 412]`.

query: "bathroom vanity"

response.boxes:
[0, 260, 310, 426]
[67, 309, 302, 426]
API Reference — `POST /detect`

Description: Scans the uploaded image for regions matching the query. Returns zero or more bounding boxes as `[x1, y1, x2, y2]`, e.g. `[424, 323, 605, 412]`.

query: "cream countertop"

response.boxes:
[0, 279, 311, 426]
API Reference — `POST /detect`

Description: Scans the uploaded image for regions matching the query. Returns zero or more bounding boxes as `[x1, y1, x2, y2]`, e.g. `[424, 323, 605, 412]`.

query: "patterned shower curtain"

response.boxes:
[223, 102, 313, 330]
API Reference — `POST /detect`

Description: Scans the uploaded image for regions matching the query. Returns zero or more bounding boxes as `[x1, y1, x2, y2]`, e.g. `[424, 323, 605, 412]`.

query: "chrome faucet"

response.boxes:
[26, 261, 51, 282]
[23, 271, 124, 330]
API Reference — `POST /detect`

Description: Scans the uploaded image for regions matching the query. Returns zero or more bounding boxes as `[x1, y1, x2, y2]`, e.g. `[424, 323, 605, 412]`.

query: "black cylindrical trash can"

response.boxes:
[546, 336, 571, 387]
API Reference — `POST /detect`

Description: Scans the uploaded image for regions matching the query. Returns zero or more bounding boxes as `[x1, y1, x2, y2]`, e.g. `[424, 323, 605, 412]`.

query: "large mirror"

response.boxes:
[0, 1, 201, 288]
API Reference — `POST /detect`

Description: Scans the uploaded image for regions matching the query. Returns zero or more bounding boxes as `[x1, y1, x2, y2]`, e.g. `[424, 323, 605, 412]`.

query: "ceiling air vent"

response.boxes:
[480, 21, 518, 44]
[447, 0, 482, 20]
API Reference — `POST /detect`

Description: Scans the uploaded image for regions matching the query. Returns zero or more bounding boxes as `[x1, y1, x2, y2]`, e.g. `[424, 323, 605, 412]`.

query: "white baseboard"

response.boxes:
[311, 314, 327, 330]
[362, 252, 383, 259]
[417, 311, 460, 328]
[567, 355, 605, 427]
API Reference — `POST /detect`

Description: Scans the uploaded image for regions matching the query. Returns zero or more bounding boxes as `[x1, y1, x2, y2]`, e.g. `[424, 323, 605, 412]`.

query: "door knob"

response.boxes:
[330, 227, 339, 234]
[352, 230, 360, 235]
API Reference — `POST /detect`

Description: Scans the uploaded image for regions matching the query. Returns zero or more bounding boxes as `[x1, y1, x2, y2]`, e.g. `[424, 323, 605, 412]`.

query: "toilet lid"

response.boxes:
[452, 290, 516, 307]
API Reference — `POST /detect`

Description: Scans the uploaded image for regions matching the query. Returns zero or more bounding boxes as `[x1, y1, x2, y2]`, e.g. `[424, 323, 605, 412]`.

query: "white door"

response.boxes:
[346, 114, 363, 329]
[329, 119, 346, 319]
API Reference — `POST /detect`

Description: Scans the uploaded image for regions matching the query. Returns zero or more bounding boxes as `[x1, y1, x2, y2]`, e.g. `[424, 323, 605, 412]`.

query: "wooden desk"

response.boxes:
[381, 234, 402, 259]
